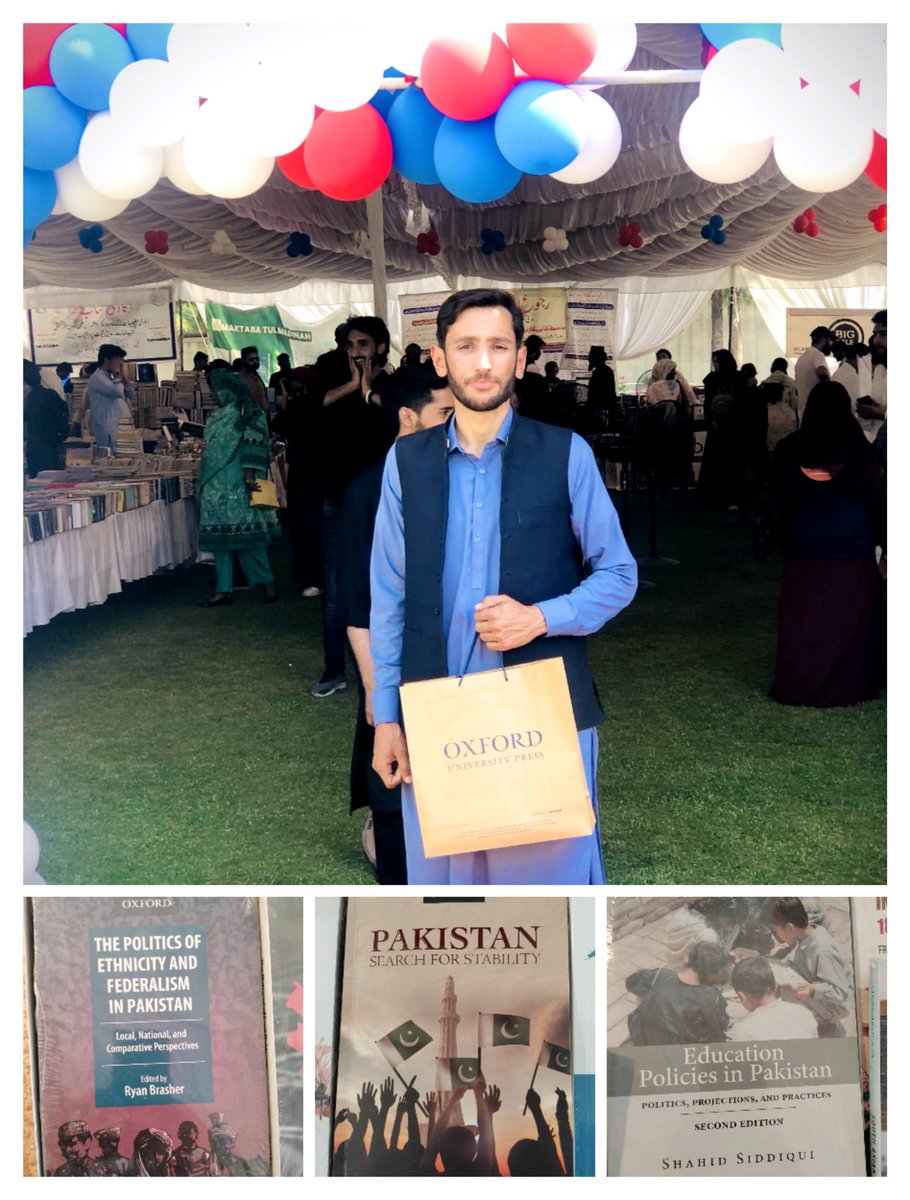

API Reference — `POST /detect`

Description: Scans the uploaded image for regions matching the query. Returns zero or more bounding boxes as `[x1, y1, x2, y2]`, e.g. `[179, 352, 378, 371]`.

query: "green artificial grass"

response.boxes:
[23, 500, 885, 885]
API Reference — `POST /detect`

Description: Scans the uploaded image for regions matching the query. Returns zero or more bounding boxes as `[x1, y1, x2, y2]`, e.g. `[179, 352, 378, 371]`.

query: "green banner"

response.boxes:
[205, 303, 314, 379]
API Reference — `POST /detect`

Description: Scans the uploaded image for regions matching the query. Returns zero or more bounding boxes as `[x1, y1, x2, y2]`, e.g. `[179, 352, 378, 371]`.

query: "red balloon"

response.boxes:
[629, 221, 640, 234]
[421, 33, 515, 121]
[875, 217, 887, 233]
[631, 234, 643, 249]
[865, 131, 887, 190]
[277, 139, 317, 189]
[304, 106, 393, 201]
[804, 209, 816, 221]
[23, 23, 72, 87]
[793, 215, 809, 233]
[806, 223, 820, 238]
[505, 23, 596, 84]
[106, 24, 128, 35]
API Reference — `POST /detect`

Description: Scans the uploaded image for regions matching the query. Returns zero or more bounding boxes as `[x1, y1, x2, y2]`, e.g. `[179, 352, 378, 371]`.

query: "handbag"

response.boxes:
[399, 640, 595, 858]
[248, 478, 279, 508]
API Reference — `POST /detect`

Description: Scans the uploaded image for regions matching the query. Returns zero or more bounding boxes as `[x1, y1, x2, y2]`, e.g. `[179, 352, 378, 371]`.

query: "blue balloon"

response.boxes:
[383, 67, 405, 78]
[23, 86, 87, 171]
[23, 168, 57, 229]
[709, 214, 724, 229]
[494, 80, 586, 175]
[369, 88, 396, 120]
[388, 85, 445, 185]
[49, 23, 135, 111]
[434, 116, 522, 204]
[701, 225, 713, 239]
[125, 23, 173, 61]
[700, 24, 781, 49]
[89, 240, 104, 253]
[24, 228, 36, 248]
[713, 229, 727, 244]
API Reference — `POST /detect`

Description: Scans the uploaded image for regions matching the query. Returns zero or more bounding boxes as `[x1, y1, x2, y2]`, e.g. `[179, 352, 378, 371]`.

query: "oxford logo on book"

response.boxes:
[376, 1019, 433, 1066]
[443, 728, 544, 770]
[479, 1012, 531, 1047]
[436, 1057, 481, 1089]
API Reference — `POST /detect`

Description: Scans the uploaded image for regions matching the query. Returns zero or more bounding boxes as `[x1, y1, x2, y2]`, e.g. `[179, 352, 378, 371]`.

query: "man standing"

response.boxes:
[370, 289, 637, 884]
[269, 351, 293, 396]
[94, 1126, 130, 1176]
[341, 369, 455, 882]
[238, 345, 268, 416]
[82, 343, 135, 454]
[794, 326, 832, 423]
[768, 898, 851, 1037]
[312, 316, 394, 698]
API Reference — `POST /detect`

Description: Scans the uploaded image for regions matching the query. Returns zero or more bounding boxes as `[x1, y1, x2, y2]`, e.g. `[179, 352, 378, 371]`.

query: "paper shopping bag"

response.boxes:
[399, 656, 594, 857]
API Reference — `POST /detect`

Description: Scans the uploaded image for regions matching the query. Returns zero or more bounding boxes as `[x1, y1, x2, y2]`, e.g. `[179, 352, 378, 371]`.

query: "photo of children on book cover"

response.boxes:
[29, 897, 272, 1177]
[331, 896, 577, 1177]
[607, 897, 866, 1176]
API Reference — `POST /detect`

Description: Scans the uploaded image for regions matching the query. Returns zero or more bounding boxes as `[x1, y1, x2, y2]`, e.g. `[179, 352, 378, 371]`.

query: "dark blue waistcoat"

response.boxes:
[395, 413, 603, 730]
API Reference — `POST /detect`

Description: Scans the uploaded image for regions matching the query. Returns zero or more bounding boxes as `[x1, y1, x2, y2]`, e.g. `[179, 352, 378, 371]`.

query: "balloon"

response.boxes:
[709, 214, 724, 229]
[166, 24, 253, 104]
[79, 112, 164, 200]
[23, 24, 72, 87]
[713, 229, 727, 244]
[303, 28, 387, 112]
[385, 25, 433, 76]
[781, 23, 885, 89]
[125, 23, 173, 61]
[434, 115, 522, 203]
[23, 86, 87, 171]
[495, 80, 586, 174]
[701, 24, 781, 49]
[304, 105, 393, 200]
[700, 39, 802, 142]
[773, 84, 873, 191]
[857, 70, 886, 137]
[701, 224, 714, 239]
[24, 167, 57, 228]
[678, 96, 772, 184]
[207, 75, 316, 157]
[24, 821, 41, 880]
[506, 23, 596, 83]
[585, 23, 638, 75]
[421, 32, 514, 122]
[182, 100, 275, 198]
[550, 87, 622, 184]
[54, 156, 130, 219]
[387, 85, 445, 184]
[793, 215, 809, 233]
[24, 228, 36, 247]
[369, 87, 396, 121]
[865, 131, 887, 190]
[49, 23, 134, 111]
[277, 140, 317, 189]
[109, 59, 200, 148]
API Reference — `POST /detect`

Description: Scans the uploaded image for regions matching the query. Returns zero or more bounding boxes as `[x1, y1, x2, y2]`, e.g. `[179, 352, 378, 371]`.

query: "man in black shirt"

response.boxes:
[340, 368, 455, 881]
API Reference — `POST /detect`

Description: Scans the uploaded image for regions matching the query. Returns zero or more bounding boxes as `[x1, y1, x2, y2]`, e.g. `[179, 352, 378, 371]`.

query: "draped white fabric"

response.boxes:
[24, 498, 198, 635]
[614, 290, 714, 359]
[746, 273, 887, 353]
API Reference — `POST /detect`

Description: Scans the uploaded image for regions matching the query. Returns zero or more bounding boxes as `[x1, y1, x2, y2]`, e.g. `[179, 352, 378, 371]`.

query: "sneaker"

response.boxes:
[311, 673, 346, 698]
[302, 586, 323, 598]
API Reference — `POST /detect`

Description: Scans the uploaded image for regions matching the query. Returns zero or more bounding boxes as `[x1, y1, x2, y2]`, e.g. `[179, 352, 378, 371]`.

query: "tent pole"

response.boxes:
[366, 188, 388, 325]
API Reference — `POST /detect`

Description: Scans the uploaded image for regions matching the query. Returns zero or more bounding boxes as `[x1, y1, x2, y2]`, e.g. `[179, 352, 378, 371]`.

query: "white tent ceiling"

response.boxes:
[22, 24, 886, 307]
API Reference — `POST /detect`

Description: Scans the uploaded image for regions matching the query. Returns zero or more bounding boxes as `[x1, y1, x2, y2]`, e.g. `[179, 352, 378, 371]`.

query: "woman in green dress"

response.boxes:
[197, 368, 279, 607]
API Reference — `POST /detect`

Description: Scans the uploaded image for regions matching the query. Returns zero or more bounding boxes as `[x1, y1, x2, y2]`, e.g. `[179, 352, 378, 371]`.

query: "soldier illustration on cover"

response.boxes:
[49, 1120, 107, 1176]
[94, 1125, 130, 1175]
[171, 1120, 215, 1176]
[129, 1127, 173, 1176]
[208, 1112, 268, 1176]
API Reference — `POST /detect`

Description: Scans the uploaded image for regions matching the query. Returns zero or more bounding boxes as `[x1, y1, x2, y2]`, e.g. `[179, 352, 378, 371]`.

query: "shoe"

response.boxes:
[311, 674, 346, 698]
[198, 593, 233, 607]
[302, 586, 323, 598]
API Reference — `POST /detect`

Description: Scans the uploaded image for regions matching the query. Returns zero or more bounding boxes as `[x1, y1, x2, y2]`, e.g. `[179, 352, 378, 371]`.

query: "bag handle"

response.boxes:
[457, 631, 509, 685]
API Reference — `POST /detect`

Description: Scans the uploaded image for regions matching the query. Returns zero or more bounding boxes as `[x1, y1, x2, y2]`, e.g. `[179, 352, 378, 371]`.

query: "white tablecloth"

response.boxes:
[23, 497, 198, 635]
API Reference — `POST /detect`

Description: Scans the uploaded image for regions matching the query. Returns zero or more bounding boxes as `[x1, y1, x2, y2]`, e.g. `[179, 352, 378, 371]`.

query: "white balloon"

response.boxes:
[162, 140, 207, 195]
[166, 23, 256, 102]
[305, 27, 386, 110]
[51, 194, 68, 215]
[79, 114, 163, 201]
[551, 88, 622, 183]
[700, 39, 802, 143]
[54, 156, 131, 218]
[385, 21, 434, 76]
[109, 59, 200, 148]
[585, 23, 637, 75]
[214, 75, 315, 157]
[24, 821, 40, 879]
[773, 83, 873, 192]
[781, 23, 886, 89]
[182, 100, 275, 197]
[678, 96, 772, 185]
[857, 70, 886, 137]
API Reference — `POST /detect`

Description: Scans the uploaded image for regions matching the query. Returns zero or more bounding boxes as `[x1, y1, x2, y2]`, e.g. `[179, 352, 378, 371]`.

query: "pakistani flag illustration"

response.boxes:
[436, 1056, 481, 1089]
[376, 1019, 433, 1067]
[538, 1040, 571, 1074]
[478, 1012, 531, 1047]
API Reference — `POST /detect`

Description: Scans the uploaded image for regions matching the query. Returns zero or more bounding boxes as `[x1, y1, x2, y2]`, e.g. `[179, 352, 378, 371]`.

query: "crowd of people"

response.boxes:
[333, 1076, 573, 1177]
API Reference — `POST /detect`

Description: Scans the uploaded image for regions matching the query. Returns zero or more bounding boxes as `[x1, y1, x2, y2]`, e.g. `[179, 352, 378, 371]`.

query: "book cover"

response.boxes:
[332, 896, 574, 1177]
[607, 896, 866, 1176]
[850, 895, 887, 1175]
[264, 897, 303, 1177]
[314, 896, 343, 1176]
[30, 896, 272, 1177]
[569, 897, 595, 1176]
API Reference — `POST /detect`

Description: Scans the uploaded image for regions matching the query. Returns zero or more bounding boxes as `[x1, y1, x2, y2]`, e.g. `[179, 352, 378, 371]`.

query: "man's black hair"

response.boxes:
[334, 322, 349, 344]
[872, 309, 886, 326]
[277, 352, 290, 364]
[346, 315, 391, 367]
[57, 361, 74, 376]
[771, 357, 789, 373]
[240, 345, 259, 358]
[687, 941, 730, 984]
[97, 343, 127, 364]
[23, 359, 42, 388]
[380, 367, 448, 423]
[809, 326, 831, 343]
[656, 348, 672, 359]
[731, 956, 776, 1000]
[436, 288, 524, 348]
[769, 898, 809, 929]
[193, 350, 208, 366]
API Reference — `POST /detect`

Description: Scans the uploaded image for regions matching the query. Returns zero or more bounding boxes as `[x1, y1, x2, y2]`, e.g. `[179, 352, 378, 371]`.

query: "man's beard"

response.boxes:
[448, 371, 516, 412]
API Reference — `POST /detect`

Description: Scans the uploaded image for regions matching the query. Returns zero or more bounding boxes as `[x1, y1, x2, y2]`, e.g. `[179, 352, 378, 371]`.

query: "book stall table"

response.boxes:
[23, 460, 199, 636]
